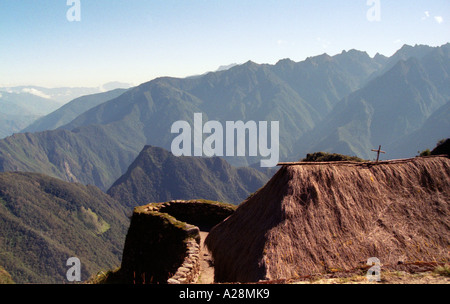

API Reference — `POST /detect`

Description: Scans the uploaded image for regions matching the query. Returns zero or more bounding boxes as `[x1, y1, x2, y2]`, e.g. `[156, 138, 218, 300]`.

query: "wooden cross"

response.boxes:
[371, 145, 386, 162]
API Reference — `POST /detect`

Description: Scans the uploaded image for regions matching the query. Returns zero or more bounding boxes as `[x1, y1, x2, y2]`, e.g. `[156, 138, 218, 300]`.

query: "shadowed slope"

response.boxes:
[107, 146, 270, 207]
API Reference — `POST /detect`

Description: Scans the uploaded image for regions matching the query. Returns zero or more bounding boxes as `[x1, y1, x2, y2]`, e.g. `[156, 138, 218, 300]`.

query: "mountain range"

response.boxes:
[0, 83, 133, 139]
[0, 43, 448, 191]
[294, 44, 450, 160]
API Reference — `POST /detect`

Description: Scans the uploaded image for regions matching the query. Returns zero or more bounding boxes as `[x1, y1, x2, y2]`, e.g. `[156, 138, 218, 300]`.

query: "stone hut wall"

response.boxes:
[118, 200, 236, 284]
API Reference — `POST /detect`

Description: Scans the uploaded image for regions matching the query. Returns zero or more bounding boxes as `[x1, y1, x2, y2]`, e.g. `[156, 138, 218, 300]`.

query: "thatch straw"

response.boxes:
[205, 156, 450, 283]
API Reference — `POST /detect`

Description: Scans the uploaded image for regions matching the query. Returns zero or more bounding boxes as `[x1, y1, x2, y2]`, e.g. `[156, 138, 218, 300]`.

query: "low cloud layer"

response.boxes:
[22, 88, 51, 99]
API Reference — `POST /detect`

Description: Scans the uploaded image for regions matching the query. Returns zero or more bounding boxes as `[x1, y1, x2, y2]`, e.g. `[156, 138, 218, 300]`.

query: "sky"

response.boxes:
[0, 0, 449, 88]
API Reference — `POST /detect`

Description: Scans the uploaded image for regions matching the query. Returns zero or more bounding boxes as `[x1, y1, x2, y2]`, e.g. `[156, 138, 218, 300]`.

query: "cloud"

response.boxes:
[21, 88, 51, 99]
[434, 16, 444, 24]
[421, 11, 430, 20]
[277, 39, 287, 46]
[393, 39, 402, 44]
[422, 11, 444, 24]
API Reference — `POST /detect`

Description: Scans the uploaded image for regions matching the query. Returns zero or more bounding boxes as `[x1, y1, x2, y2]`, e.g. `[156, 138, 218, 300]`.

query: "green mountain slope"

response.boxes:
[0, 172, 129, 283]
[22, 88, 128, 133]
[0, 125, 141, 191]
[107, 146, 270, 207]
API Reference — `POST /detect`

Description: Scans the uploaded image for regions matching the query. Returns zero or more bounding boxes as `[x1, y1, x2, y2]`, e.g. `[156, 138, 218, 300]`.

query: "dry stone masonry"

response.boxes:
[167, 238, 201, 284]
[116, 199, 236, 284]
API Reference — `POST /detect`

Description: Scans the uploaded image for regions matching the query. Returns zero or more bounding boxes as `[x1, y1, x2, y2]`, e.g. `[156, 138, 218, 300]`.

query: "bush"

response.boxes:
[418, 149, 431, 157]
[433, 264, 450, 277]
[431, 138, 449, 156]
[302, 152, 366, 162]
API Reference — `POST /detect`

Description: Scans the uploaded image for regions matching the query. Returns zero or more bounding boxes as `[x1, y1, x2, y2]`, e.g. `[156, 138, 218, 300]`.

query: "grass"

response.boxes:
[86, 267, 123, 284]
[433, 264, 450, 277]
[80, 207, 111, 235]
[0, 266, 15, 284]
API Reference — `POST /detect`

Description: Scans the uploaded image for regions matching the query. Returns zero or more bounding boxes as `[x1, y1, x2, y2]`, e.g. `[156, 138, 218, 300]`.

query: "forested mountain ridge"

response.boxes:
[0, 172, 129, 283]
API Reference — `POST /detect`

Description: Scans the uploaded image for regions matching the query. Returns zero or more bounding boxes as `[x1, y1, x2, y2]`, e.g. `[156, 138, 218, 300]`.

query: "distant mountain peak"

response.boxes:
[305, 53, 333, 65]
[340, 49, 368, 55]
[373, 52, 387, 59]
[275, 58, 295, 66]
[242, 60, 259, 67]
[314, 53, 332, 59]
[391, 43, 435, 61]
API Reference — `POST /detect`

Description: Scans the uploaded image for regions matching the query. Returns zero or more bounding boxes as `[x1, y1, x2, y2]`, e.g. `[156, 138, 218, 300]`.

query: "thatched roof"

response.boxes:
[205, 156, 450, 283]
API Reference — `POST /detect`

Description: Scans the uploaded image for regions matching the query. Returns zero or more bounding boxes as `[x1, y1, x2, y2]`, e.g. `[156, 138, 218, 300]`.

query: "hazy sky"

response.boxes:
[1, 0, 449, 88]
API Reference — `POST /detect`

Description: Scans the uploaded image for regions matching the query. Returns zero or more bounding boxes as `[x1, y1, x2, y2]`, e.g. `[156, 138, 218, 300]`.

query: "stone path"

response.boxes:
[195, 231, 214, 284]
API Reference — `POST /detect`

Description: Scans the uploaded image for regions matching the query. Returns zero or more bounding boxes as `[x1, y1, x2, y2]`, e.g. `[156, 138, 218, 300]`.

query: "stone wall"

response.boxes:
[167, 238, 201, 284]
[117, 199, 236, 284]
